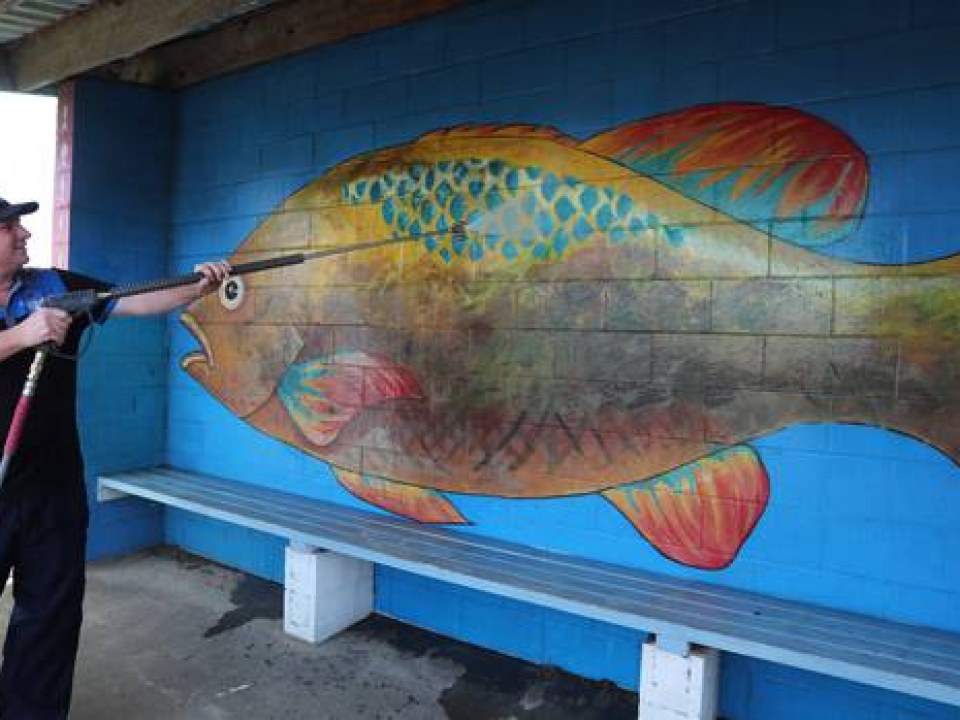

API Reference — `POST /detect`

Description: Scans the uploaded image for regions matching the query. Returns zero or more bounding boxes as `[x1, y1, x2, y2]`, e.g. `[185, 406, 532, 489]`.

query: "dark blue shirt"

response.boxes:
[0, 269, 113, 499]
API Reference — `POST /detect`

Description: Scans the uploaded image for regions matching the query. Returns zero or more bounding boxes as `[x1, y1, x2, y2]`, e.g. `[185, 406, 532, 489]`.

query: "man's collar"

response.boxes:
[7, 267, 27, 294]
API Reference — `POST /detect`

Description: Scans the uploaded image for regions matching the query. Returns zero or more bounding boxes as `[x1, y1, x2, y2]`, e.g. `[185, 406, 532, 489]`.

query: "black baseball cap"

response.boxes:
[0, 198, 38, 223]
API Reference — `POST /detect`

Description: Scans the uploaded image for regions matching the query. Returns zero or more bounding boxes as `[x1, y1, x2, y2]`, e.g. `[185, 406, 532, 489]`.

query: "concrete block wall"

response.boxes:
[71, 1, 960, 717]
[69, 78, 174, 559]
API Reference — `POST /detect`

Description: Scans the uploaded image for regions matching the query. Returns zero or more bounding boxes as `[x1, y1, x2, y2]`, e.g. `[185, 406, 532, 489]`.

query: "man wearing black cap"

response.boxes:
[0, 197, 229, 719]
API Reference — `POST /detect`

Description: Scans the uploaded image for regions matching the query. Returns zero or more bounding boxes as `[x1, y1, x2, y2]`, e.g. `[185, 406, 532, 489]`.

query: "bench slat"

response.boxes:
[99, 468, 960, 706]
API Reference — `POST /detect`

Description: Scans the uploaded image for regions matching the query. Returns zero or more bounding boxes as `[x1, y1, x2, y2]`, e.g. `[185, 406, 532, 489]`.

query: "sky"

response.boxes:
[0, 91, 58, 268]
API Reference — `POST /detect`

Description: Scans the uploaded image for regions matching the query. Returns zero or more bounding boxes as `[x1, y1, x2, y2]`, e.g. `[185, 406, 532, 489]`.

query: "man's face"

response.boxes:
[0, 218, 31, 273]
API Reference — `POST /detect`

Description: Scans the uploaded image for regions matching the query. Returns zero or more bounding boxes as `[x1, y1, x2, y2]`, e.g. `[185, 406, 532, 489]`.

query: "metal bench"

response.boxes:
[99, 467, 960, 718]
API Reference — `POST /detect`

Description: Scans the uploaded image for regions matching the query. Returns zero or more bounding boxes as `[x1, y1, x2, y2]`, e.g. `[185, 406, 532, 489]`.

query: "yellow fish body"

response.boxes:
[180, 103, 960, 569]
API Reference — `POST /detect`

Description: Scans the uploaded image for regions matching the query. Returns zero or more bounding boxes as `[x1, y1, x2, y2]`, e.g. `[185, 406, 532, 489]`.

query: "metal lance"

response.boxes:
[0, 232, 431, 489]
[0, 348, 48, 484]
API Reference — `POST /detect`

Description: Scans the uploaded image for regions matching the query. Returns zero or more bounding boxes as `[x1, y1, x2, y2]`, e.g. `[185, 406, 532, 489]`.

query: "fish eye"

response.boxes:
[219, 276, 245, 311]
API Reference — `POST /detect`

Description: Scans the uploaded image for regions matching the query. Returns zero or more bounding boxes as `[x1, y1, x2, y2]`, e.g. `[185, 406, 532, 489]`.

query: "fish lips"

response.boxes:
[180, 311, 214, 375]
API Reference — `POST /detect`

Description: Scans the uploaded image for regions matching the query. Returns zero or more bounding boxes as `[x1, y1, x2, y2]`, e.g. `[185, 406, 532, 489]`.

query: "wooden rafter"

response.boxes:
[3, 0, 282, 91]
[98, 0, 470, 89]
[2, 0, 470, 91]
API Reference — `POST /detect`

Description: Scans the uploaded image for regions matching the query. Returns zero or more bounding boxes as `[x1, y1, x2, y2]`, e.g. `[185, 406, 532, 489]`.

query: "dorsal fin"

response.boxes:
[418, 124, 578, 145]
[581, 102, 868, 247]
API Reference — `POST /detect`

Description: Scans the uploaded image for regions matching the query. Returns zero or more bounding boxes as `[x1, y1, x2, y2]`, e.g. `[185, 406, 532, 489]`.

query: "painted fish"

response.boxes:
[180, 102, 960, 569]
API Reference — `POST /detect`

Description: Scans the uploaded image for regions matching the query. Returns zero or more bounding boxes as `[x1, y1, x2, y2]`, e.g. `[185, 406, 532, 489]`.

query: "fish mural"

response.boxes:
[179, 102, 960, 570]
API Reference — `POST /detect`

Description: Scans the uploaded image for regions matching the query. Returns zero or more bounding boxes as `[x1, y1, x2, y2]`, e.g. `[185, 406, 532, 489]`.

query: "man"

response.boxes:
[0, 197, 229, 719]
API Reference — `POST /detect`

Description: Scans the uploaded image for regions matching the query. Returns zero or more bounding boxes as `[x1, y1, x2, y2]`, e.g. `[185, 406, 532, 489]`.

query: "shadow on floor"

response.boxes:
[0, 547, 639, 719]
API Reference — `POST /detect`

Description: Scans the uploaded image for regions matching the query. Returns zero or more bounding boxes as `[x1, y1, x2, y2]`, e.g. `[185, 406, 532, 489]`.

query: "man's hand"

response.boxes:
[18, 308, 72, 348]
[193, 260, 232, 296]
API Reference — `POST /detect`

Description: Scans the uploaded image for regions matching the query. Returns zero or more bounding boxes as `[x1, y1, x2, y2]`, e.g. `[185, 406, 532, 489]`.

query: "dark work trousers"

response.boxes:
[0, 486, 87, 720]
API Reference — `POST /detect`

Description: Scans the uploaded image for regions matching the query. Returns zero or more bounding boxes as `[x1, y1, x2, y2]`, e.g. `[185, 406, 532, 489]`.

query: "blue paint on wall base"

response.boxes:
[721, 653, 960, 720]
[376, 565, 645, 690]
[165, 509, 286, 584]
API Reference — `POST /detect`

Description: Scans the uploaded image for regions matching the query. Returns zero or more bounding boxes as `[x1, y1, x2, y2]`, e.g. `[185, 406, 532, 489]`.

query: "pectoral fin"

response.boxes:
[335, 469, 468, 525]
[278, 351, 422, 446]
[602, 446, 769, 570]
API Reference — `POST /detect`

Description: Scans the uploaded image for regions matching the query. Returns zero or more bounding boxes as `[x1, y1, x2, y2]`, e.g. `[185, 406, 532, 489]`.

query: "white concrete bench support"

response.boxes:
[639, 639, 719, 720]
[283, 543, 373, 643]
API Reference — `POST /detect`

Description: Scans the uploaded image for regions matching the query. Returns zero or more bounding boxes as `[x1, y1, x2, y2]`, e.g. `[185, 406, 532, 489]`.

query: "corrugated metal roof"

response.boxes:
[0, 0, 94, 44]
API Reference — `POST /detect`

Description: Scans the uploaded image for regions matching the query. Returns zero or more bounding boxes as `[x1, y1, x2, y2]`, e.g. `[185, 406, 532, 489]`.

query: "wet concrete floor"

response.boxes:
[1, 547, 638, 719]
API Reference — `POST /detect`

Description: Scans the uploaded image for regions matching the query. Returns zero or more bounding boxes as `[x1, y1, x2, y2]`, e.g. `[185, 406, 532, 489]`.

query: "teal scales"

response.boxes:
[340, 159, 682, 264]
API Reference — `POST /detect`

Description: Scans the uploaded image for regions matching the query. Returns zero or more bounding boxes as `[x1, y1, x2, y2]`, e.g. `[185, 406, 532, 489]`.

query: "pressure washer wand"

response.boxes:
[0, 235, 424, 489]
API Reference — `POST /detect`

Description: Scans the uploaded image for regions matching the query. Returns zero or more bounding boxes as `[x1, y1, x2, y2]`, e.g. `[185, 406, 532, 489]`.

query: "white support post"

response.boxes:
[639, 637, 719, 720]
[283, 543, 373, 643]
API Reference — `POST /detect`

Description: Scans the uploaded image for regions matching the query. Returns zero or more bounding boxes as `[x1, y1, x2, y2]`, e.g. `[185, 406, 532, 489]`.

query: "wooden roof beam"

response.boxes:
[5, 0, 281, 91]
[98, 0, 470, 89]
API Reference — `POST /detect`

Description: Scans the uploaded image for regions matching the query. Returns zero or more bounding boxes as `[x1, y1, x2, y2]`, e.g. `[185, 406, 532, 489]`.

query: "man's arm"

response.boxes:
[0, 261, 231, 359]
[113, 261, 231, 317]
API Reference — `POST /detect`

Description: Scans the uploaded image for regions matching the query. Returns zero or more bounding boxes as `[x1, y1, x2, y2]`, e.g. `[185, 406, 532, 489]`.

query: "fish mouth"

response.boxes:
[179, 312, 214, 372]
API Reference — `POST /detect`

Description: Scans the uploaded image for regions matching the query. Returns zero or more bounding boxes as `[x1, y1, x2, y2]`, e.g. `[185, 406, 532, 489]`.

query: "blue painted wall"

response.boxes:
[72, 1, 960, 717]
[70, 78, 173, 559]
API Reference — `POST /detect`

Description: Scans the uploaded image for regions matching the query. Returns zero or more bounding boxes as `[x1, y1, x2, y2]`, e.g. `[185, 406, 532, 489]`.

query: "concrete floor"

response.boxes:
[0, 547, 638, 719]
